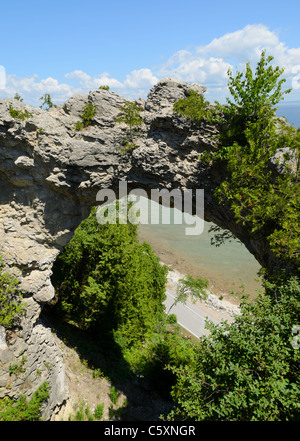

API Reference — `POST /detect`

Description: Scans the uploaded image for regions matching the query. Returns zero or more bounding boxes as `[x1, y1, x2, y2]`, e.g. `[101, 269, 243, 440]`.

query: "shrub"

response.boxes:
[9, 105, 32, 121]
[94, 403, 104, 420]
[13, 93, 23, 102]
[0, 382, 49, 421]
[0, 256, 24, 329]
[166, 314, 177, 324]
[109, 386, 118, 405]
[75, 102, 97, 130]
[166, 277, 300, 421]
[173, 89, 210, 121]
[173, 51, 300, 274]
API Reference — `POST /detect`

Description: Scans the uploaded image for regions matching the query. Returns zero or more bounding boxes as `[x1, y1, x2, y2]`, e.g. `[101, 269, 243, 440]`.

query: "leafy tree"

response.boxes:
[98, 85, 110, 90]
[166, 313, 177, 324]
[40, 93, 54, 110]
[173, 50, 300, 274]
[167, 274, 208, 315]
[219, 50, 291, 148]
[51, 206, 168, 348]
[166, 277, 300, 421]
[213, 53, 299, 272]
[0, 256, 24, 329]
[116, 101, 143, 151]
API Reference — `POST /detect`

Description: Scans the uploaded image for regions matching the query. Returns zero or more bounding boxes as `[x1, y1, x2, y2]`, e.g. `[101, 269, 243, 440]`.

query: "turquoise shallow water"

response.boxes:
[135, 198, 262, 299]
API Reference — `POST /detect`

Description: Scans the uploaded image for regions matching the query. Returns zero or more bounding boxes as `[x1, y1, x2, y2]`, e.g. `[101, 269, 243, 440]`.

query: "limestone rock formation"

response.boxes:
[0, 78, 290, 418]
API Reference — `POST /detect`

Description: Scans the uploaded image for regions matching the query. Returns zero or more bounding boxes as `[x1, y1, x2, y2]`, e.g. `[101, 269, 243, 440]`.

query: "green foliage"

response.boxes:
[166, 277, 300, 421]
[71, 401, 86, 421]
[226, 50, 291, 120]
[0, 382, 49, 421]
[9, 105, 33, 121]
[75, 121, 83, 131]
[166, 313, 177, 324]
[0, 256, 24, 329]
[173, 89, 211, 121]
[123, 324, 195, 396]
[9, 356, 26, 376]
[213, 53, 300, 271]
[51, 206, 168, 348]
[94, 403, 104, 420]
[116, 101, 143, 151]
[109, 386, 118, 405]
[75, 102, 97, 131]
[167, 274, 209, 315]
[173, 50, 300, 272]
[99, 85, 110, 90]
[13, 93, 23, 102]
[39, 93, 54, 110]
[118, 138, 140, 153]
[215, 124, 300, 269]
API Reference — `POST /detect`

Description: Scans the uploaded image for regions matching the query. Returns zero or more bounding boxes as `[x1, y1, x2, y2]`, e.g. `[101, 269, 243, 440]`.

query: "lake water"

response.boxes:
[138, 208, 262, 301]
[138, 103, 299, 301]
[277, 102, 300, 128]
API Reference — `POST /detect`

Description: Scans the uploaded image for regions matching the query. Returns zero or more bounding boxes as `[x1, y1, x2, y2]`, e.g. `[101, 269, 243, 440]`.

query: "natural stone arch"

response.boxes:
[0, 78, 278, 417]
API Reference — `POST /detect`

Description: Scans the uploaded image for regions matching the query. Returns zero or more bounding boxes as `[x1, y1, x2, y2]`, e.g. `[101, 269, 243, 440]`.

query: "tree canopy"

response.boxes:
[51, 205, 168, 348]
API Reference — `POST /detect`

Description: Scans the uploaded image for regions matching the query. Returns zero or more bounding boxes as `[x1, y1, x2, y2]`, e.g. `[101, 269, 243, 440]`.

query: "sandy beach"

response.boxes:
[138, 228, 262, 307]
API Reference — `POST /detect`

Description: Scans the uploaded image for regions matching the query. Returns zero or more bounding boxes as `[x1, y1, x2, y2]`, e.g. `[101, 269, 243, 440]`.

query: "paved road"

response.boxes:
[164, 288, 222, 338]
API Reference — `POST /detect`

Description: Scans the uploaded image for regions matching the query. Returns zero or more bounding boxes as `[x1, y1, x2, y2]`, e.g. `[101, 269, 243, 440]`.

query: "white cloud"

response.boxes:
[1, 24, 299, 106]
[65, 70, 124, 90]
[160, 52, 230, 84]
[158, 24, 300, 101]
[65, 70, 91, 85]
[124, 68, 158, 89]
[0, 67, 159, 106]
[65, 68, 158, 94]
[199, 24, 280, 61]
[2, 73, 75, 105]
[0, 65, 6, 90]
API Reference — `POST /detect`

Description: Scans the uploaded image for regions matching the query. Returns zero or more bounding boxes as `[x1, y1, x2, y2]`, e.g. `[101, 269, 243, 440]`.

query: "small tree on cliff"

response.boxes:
[40, 93, 54, 111]
[116, 101, 143, 151]
[174, 50, 300, 274]
[75, 102, 98, 131]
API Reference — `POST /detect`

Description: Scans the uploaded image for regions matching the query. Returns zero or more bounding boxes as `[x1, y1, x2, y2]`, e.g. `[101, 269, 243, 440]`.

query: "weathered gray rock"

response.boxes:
[0, 327, 7, 350]
[0, 78, 295, 418]
[268, 147, 298, 176]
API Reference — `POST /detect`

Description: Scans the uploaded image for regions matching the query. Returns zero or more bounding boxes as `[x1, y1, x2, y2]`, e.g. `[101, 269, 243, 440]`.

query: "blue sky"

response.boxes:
[1, 0, 300, 105]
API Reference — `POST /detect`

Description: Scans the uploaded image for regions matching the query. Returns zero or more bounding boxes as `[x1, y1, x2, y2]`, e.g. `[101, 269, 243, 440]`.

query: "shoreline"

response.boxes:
[138, 229, 262, 308]
[164, 262, 241, 318]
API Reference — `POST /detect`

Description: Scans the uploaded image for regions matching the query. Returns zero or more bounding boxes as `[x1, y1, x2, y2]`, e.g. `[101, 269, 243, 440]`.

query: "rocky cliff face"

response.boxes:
[0, 78, 281, 418]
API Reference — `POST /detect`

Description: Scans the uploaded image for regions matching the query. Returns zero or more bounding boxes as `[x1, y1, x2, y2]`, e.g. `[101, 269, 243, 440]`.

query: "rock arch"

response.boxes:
[0, 78, 278, 417]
